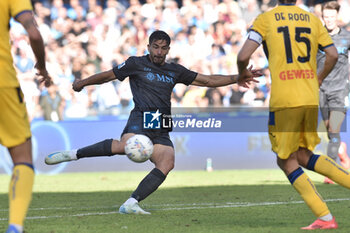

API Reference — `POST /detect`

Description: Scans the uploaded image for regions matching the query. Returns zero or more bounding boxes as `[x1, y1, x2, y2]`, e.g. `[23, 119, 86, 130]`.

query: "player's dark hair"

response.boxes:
[149, 30, 171, 46]
[322, 1, 340, 12]
[278, 0, 296, 4]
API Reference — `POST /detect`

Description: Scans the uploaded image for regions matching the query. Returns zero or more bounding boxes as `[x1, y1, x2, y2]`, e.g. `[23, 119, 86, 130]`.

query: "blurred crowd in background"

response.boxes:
[12, 0, 350, 121]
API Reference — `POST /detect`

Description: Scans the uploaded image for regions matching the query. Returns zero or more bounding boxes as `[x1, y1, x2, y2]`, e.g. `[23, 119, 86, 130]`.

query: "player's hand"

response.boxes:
[35, 63, 52, 87]
[237, 65, 261, 88]
[251, 67, 263, 78]
[72, 79, 84, 92]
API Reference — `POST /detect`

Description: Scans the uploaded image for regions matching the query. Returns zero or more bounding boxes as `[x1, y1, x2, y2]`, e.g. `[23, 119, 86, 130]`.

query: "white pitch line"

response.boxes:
[148, 198, 350, 211]
[0, 205, 118, 212]
[0, 198, 349, 221]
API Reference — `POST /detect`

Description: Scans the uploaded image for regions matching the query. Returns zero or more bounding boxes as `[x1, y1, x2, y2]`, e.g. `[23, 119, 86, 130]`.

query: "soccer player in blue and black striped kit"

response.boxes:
[45, 30, 261, 214]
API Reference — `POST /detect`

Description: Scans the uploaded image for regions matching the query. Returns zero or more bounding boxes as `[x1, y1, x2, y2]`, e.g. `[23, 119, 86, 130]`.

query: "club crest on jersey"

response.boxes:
[337, 46, 348, 55]
[146, 72, 155, 81]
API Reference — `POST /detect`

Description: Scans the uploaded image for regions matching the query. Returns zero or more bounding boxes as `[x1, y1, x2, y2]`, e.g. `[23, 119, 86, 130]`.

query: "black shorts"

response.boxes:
[121, 110, 173, 148]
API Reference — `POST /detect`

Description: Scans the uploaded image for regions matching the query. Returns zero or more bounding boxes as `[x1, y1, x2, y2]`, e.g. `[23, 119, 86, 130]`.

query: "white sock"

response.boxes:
[70, 149, 78, 160]
[9, 224, 23, 233]
[319, 213, 333, 221]
[124, 197, 138, 205]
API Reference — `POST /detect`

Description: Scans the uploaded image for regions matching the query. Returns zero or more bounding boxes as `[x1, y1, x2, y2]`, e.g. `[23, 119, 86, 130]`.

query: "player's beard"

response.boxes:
[152, 55, 165, 65]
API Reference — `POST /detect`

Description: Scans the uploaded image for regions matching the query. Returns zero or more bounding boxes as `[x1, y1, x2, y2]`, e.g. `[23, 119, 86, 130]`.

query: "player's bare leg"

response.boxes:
[112, 133, 134, 154]
[119, 144, 174, 214]
[45, 133, 135, 165]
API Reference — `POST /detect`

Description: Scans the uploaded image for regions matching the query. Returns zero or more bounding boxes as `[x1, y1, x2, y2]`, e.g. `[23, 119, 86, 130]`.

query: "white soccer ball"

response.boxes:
[125, 134, 153, 163]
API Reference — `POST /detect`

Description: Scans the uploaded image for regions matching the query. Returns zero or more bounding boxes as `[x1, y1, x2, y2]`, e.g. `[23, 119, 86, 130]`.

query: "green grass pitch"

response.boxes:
[0, 169, 349, 233]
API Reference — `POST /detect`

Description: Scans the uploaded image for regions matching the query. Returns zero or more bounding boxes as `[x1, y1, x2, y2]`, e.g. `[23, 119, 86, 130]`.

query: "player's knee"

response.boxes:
[111, 139, 125, 154]
[8, 138, 32, 156]
[167, 160, 175, 171]
[155, 163, 174, 176]
[156, 157, 174, 174]
[296, 148, 312, 167]
[276, 157, 289, 173]
[163, 157, 175, 171]
[328, 132, 340, 142]
[277, 154, 301, 175]
[276, 157, 283, 169]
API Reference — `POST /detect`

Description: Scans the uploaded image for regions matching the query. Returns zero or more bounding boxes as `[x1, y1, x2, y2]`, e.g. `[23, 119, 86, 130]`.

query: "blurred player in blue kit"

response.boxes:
[237, 0, 350, 230]
[0, 0, 52, 232]
[45, 30, 261, 215]
[317, 1, 350, 184]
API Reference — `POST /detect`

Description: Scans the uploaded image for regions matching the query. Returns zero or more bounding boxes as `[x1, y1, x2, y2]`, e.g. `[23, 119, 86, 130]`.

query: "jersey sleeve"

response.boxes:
[176, 64, 197, 85]
[112, 57, 136, 81]
[250, 14, 267, 41]
[10, 0, 33, 19]
[317, 20, 334, 49]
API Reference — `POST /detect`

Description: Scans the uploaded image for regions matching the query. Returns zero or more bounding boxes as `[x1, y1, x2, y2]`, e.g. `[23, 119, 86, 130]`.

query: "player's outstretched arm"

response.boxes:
[317, 45, 338, 86]
[237, 39, 260, 86]
[16, 11, 52, 87]
[73, 69, 116, 92]
[191, 67, 261, 88]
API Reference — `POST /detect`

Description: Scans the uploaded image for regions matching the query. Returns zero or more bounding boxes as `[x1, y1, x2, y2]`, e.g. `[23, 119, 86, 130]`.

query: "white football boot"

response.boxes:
[45, 150, 77, 165]
[119, 198, 150, 215]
